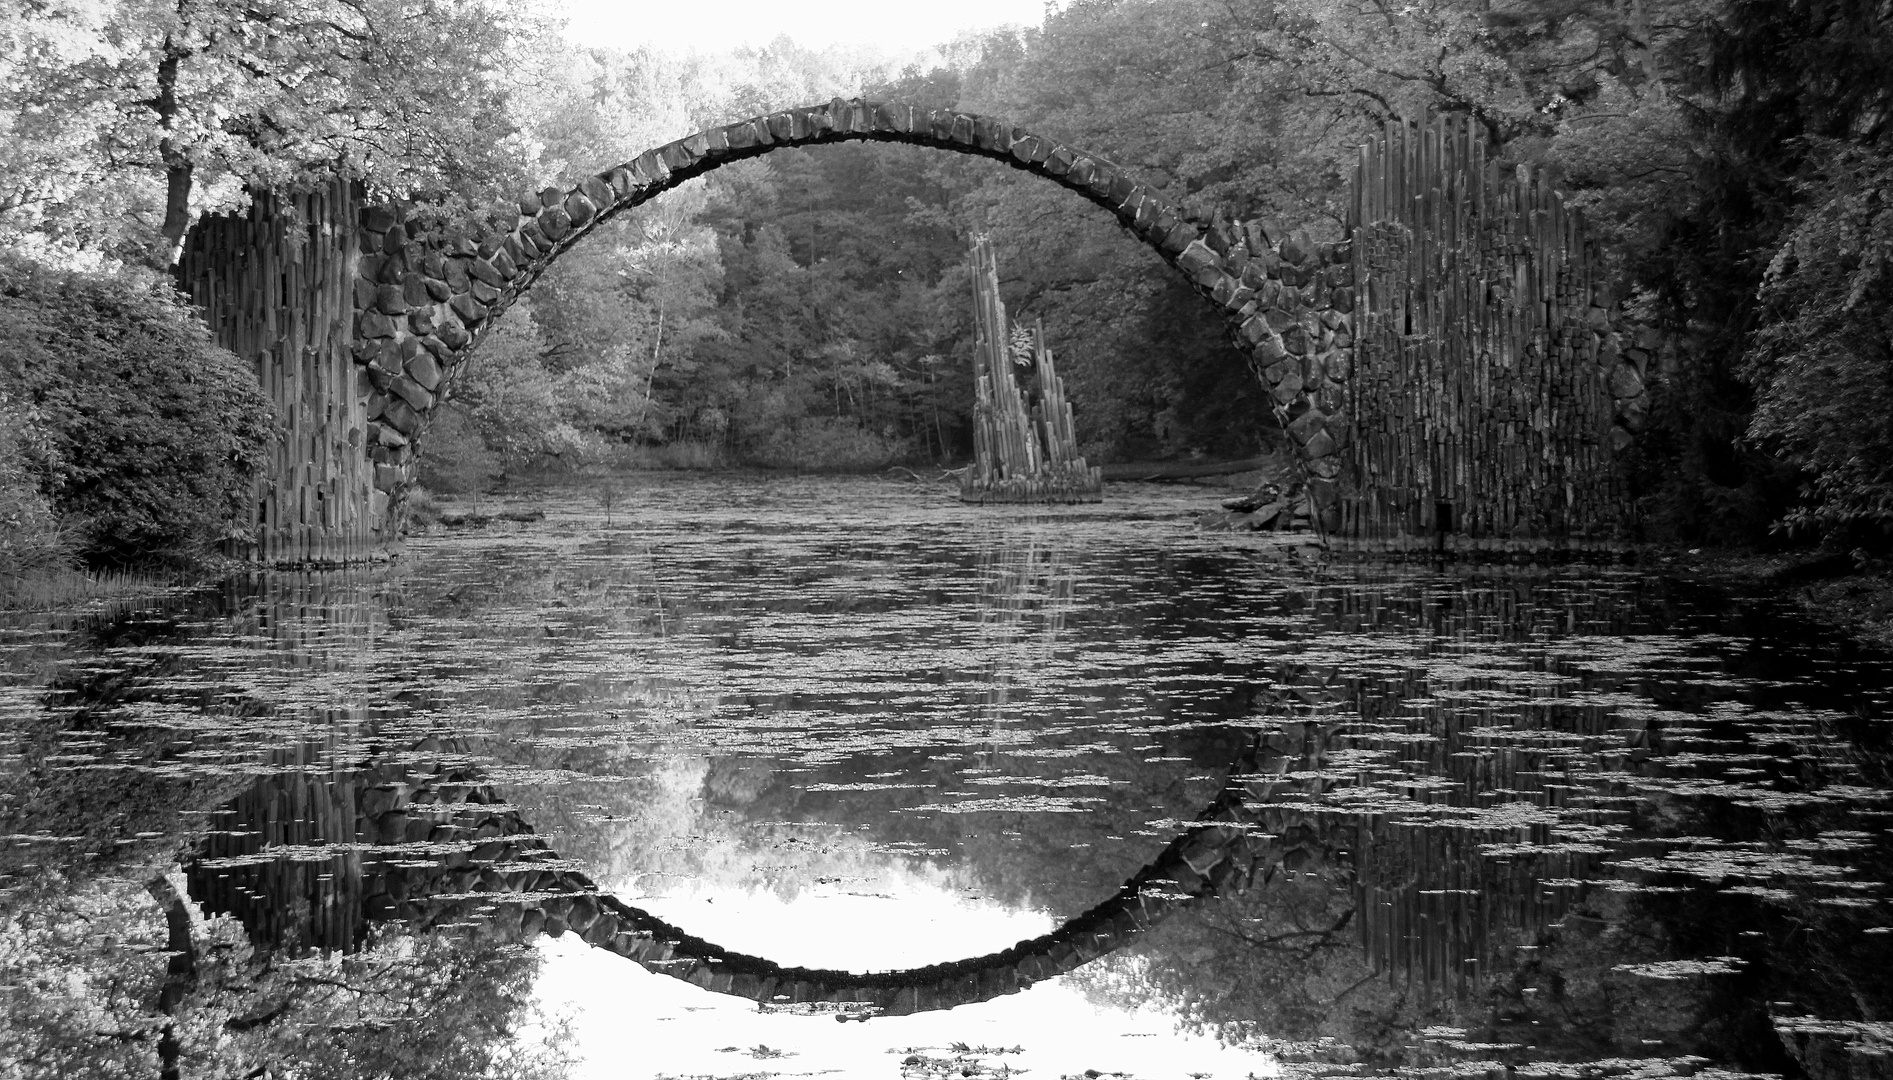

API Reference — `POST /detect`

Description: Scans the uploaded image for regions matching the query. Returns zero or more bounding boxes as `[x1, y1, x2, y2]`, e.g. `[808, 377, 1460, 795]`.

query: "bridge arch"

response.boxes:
[343, 96, 1344, 523]
[178, 104, 1643, 564]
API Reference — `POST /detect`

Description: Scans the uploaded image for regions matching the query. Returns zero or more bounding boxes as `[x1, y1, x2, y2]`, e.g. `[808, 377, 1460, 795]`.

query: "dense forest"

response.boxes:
[2, 0, 1890, 564]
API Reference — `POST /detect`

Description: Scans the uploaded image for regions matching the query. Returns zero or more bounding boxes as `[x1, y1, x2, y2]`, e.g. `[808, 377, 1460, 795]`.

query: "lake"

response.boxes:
[3, 473, 1889, 1079]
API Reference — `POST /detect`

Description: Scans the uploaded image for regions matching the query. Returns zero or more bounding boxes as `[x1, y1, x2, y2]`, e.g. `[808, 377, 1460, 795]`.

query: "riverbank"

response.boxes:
[1656, 547, 1893, 651]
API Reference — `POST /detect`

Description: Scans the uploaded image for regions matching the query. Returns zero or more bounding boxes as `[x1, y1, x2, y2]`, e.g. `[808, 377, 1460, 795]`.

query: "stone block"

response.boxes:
[450, 293, 488, 325]
[374, 457, 407, 490]
[1607, 362, 1643, 399]
[1307, 456, 1341, 478]
[874, 101, 914, 132]
[1104, 174, 1137, 207]
[1252, 335, 1286, 365]
[391, 378, 435, 416]
[1271, 367, 1304, 404]
[518, 221, 550, 254]
[424, 276, 451, 303]
[1066, 157, 1097, 186]
[1125, 191, 1156, 228]
[1241, 219, 1272, 254]
[1610, 423, 1636, 451]
[378, 249, 410, 284]
[1304, 430, 1337, 458]
[468, 279, 500, 305]
[1161, 217, 1199, 258]
[517, 192, 541, 216]
[353, 276, 376, 309]
[630, 150, 671, 186]
[401, 273, 429, 308]
[444, 257, 471, 292]
[926, 108, 957, 142]
[563, 192, 596, 228]
[438, 320, 470, 348]
[1287, 408, 1325, 445]
[1282, 324, 1310, 355]
[659, 141, 695, 172]
[467, 257, 502, 287]
[407, 351, 442, 391]
[724, 120, 761, 150]
[607, 168, 636, 197]
[407, 306, 436, 336]
[702, 125, 729, 155]
[580, 174, 614, 207]
[488, 249, 517, 280]
[1009, 132, 1050, 164]
[537, 208, 571, 241]
[358, 311, 398, 338]
[972, 115, 1002, 150]
[502, 235, 531, 266]
[1238, 315, 1272, 347]
[1210, 275, 1240, 308]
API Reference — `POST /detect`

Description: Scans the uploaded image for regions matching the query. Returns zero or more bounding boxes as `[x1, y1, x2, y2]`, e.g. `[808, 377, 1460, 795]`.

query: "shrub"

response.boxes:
[0, 255, 275, 565]
[0, 394, 73, 578]
[416, 405, 502, 495]
[1744, 138, 1893, 547]
[741, 417, 915, 472]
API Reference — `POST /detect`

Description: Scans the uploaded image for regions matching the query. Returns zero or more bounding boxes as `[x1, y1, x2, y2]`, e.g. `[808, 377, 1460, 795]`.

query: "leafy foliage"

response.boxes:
[1747, 137, 1893, 539]
[0, 255, 275, 564]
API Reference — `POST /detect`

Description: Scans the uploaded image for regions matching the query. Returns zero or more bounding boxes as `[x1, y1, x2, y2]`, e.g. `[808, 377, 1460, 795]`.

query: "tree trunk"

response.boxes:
[146, 876, 197, 1080]
[149, 31, 194, 270]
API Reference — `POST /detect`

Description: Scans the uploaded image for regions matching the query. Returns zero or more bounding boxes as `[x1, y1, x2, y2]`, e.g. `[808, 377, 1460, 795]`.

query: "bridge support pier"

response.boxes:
[179, 181, 394, 564]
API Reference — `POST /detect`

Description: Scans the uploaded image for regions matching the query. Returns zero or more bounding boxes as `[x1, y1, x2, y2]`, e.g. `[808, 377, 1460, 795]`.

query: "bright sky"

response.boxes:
[557, 0, 1054, 55]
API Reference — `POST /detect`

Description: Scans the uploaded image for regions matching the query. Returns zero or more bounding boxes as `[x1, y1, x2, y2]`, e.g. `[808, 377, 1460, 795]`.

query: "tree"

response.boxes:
[1, 0, 549, 265]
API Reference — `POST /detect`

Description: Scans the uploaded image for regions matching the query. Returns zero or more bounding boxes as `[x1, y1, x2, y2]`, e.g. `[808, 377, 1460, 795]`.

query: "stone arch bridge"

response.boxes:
[179, 100, 1652, 563]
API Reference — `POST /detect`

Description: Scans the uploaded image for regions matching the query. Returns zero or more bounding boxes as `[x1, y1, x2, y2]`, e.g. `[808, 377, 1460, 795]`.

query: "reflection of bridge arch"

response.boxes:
[182, 571, 1675, 1017]
[191, 723, 1383, 1015]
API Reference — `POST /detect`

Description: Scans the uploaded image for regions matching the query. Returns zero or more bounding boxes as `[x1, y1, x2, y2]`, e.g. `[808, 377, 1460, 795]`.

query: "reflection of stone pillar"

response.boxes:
[974, 533, 1076, 730]
[187, 573, 387, 952]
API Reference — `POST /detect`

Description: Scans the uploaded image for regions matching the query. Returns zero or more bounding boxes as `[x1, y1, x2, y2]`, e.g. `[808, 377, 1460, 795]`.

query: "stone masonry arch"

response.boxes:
[179, 103, 1645, 563]
[349, 96, 1331, 518]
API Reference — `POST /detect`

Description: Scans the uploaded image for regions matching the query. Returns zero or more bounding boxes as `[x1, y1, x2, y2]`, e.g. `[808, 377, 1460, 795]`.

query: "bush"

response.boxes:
[0, 395, 73, 578]
[416, 405, 502, 495]
[0, 255, 276, 565]
[741, 417, 915, 471]
[1744, 138, 1893, 547]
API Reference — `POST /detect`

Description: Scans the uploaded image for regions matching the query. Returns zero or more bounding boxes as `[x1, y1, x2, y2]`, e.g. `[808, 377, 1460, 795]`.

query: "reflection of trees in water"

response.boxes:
[0, 578, 569, 1080]
[1072, 573, 1893, 1075]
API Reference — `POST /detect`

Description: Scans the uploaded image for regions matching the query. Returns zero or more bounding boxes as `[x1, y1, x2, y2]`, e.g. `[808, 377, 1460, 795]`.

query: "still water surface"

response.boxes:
[3, 474, 1890, 1079]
